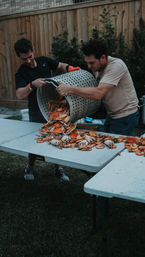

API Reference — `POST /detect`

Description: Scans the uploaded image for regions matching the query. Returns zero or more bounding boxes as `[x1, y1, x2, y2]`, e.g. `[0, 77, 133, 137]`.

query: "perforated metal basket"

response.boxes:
[37, 70, 100, 123]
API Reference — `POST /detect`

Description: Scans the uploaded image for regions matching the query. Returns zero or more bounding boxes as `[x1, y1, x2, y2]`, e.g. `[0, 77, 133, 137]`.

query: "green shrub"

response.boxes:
[92, 8, 128, 60]
[51, 31, 87, 69]
[127, 18, 145, 97]
[92, 7, 118, 56]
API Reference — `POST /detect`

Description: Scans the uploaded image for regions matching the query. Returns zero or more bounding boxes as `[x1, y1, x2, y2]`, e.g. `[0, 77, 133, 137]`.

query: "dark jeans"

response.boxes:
[104, 110, 140, 136]
[28, 112, 46, 167]
[29, 112, 46, 123]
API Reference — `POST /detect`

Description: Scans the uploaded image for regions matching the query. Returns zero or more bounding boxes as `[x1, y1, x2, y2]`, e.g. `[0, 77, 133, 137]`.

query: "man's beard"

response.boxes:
[96, 64, 106, 72]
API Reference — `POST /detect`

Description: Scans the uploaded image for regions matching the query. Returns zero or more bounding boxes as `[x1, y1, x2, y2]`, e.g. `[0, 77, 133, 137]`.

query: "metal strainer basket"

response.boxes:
[37, 70, 100, 123]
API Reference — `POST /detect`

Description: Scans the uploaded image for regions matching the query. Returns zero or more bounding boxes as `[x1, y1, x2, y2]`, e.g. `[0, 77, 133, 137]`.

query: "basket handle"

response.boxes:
[45, 78, 58, 88]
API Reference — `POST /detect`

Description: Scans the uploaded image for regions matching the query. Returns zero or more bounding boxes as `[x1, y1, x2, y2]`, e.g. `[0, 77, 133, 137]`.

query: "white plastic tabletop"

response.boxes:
[0, 118, 40, 145]
[84, 141, 145, 202]
[0, 119, 124, 173]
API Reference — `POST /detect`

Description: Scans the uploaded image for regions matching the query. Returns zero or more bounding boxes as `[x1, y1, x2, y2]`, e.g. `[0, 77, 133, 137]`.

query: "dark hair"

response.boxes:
[14, 38, 33, 57]
[81, 39, 108, 59]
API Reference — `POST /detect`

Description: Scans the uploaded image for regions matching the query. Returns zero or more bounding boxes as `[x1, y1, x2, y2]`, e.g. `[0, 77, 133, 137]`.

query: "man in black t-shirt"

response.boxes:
[15, 55, 60, 123]
[14, 38, 71, 181]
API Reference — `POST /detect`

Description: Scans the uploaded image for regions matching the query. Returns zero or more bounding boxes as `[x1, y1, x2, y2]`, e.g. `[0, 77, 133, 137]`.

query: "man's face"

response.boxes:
[19, 50, 35, 68]
[84, 54, 107, 72]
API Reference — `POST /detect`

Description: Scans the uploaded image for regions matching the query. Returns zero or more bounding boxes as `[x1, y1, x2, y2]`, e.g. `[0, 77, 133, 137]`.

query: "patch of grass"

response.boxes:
[0, 150, 145, 257]
[6, 115, 22, 120]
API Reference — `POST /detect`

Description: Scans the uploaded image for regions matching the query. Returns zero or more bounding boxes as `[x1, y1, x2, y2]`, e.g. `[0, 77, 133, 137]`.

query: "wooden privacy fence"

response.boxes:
[0, 0, 145, 109]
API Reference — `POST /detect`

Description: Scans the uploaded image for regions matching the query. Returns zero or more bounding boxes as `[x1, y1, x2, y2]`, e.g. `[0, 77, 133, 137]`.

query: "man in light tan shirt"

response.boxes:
[57, 39, 139, 135]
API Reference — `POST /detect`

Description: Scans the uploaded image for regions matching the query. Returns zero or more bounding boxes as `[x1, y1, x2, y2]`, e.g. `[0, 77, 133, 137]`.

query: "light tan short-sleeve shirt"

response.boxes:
[95, 56, 139, 119]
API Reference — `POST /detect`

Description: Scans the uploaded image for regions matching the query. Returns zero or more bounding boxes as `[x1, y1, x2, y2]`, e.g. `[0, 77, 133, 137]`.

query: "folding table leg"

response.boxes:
[35, 154, 45, 162]
[92, 195, 97, 231]
[55, 164, 59, 171]
[100, 197, 109, 257]
[29, 153, 45, 163]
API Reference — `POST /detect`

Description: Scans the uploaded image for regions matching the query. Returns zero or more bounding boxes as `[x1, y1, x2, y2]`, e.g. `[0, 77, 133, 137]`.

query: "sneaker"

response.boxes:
[24, 165, 34, 181]
[55, 167, 70, 182]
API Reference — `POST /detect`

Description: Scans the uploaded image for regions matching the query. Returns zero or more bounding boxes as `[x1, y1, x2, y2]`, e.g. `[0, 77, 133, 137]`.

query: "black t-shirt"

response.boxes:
[15, 56, 59, 120]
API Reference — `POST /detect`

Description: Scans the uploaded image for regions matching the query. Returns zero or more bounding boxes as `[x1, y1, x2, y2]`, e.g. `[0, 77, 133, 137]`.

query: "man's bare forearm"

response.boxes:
[16, 78, 46, 99]
[57, 62, 68, 71]
[67, 86, 103, 100]
[56, 82, 114, 100]
[16, 85, 32, 99]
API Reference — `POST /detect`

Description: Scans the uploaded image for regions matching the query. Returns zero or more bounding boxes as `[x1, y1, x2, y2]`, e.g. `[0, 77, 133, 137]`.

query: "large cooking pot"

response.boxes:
[37, 70, 100, 123]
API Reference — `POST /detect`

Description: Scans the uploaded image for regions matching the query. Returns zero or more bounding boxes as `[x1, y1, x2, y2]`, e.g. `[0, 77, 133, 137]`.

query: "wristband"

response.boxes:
[28, 83, 32, 91]
[28, 82, 35, 91]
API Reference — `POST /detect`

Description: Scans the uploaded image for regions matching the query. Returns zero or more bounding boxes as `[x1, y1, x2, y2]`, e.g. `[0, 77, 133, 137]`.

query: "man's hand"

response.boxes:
[32, 78, 46, 88]
[56, 82, 71, 96]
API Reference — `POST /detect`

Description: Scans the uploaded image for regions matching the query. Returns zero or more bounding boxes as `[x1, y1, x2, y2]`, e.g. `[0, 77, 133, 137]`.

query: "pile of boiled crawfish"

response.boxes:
[36, 98, 145, 156]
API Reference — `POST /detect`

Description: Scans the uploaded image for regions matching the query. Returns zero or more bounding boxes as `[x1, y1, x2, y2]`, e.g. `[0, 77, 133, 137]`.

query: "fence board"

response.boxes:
[115, 3, 122, 36]
[67, 10, 74, 40]
[48, 13, 53, 54]
[77, 8, 82, 42]
[9, 19, 18, 98]
[26, 16, 31, 43]
[0, 22, 6, 98]
[35, 15, 41, 56]
[122, 1, 129, 42]
[82, 8, 88, 41]
[142, 0, 145, 20]
[0, 0, 144, 108]
[93, 6, 99, 32]
[128, 1, 135, 43]
[4, 22, 12, 99]
[39, 14, 45, 55]
[43, 14, 50, 56]
[135, 0, 141, 29]
[30, 16, 36, 48]
[74, 9, 79, 38]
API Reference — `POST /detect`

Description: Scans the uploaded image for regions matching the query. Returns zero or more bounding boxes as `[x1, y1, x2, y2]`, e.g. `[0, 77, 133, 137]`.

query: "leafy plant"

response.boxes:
[92, 7, 128, 59]
[93, 8, 117, 55]
[51, 31, 87, 69]
[127, 18, 145, 96]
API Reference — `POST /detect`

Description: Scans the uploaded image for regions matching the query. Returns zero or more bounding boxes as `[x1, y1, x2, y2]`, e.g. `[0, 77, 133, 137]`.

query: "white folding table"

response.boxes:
[0, 118, 125, 173]
[84, 149, 145, 202]
[84, 133, 145, 256]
